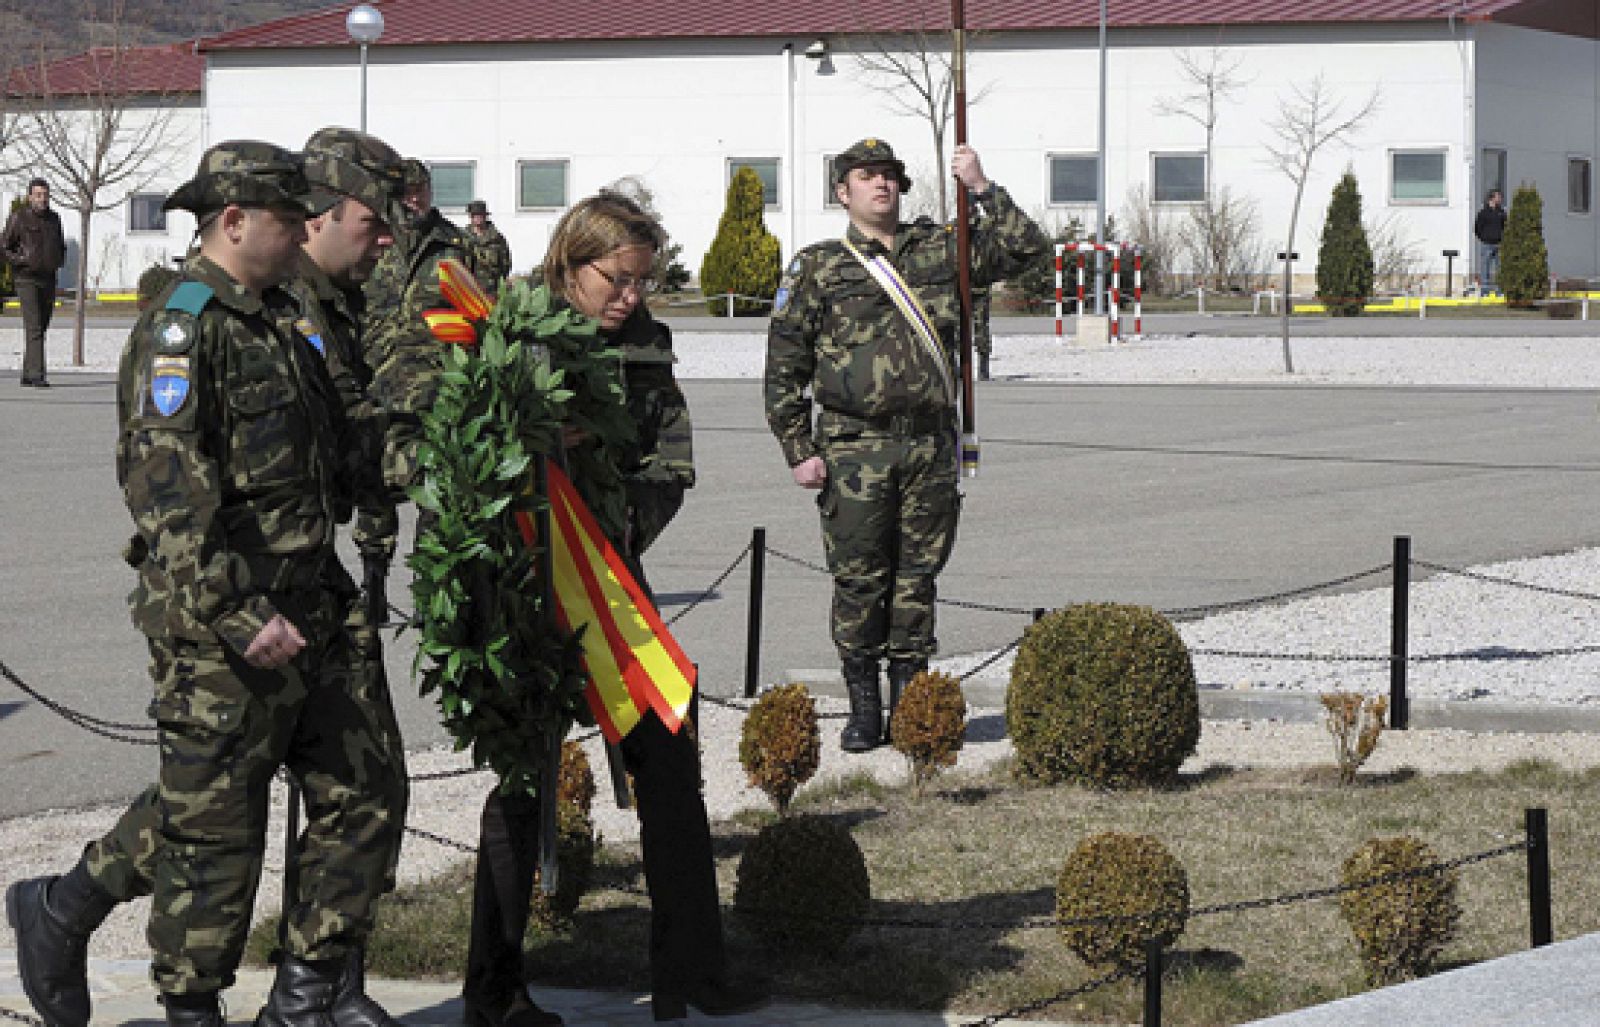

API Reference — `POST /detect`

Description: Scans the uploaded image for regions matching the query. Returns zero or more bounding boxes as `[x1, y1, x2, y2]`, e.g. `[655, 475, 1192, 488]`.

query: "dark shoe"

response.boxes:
[651, 976, 769, 1021]
[333, 948, 402, 1026]
[6, 865, 118, 1027]
[978, 352, 991, 381]
[840, 656, 882, 753]
[254, 954, 341, 1026]
[163, 991, 225, 1026]
[885, 657, 928, 743]
[462, 986, 564, 1026]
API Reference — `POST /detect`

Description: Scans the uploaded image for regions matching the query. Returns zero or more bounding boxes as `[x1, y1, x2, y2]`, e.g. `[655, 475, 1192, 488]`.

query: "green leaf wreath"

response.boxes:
[409, 279, 636, 795]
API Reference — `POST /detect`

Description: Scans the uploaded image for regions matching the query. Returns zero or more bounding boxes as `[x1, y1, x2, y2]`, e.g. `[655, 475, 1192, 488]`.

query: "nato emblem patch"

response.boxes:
[294, 317, 326, 357]
[149, 355, 191, 416]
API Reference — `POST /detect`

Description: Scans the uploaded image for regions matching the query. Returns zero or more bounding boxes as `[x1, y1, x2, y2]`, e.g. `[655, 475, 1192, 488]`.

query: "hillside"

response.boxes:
[0, 0, 338, 60]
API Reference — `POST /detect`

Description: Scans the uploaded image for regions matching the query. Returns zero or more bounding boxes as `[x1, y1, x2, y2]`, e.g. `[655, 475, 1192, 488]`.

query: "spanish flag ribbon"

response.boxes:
[438, 256, 494, 321]
[515, 464, 696, 742]
[421, 309, 478, 345]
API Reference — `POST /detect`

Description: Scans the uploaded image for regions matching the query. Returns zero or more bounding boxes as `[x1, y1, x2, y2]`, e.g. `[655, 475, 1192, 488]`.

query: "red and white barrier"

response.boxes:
[1053, 242, 1143, 342]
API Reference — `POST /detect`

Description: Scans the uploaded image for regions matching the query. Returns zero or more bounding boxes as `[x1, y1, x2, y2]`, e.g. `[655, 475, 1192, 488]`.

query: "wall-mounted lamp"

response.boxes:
[804, 38, 828, 59]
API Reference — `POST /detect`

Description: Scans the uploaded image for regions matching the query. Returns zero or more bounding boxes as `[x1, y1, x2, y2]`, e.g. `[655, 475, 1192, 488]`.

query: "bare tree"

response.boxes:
[850, 6, 990, 221]
[1263, 75, 1379, 372]
[16, 0, 189, 365]
[1154, 46, 1249, 207]
[0, 29, 37, 178]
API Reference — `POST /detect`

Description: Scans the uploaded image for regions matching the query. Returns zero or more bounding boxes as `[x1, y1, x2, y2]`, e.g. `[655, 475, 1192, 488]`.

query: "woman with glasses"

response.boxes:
[462, 191, 765, 1026]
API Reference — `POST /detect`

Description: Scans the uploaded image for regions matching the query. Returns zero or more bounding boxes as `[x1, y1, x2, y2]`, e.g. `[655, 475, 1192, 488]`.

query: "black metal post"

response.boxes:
[1142, 939, 1163, 1027]
[744, 527, 767, 698]
[1390, 535, 1410, 730]
[1033, 607, 1047, 623]
[1442, 249, 1459, 297]
[1527, 807, 1553, 948]
[281, 778, 302, 937]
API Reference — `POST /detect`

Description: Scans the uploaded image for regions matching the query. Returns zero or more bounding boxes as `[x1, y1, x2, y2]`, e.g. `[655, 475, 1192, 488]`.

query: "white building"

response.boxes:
[27, 1, 1600, 291]
[4, 43, 204, 293]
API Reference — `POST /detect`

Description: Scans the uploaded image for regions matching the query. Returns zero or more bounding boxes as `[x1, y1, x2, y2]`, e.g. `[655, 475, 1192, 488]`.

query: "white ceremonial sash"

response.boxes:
[840, 236, 957, 409]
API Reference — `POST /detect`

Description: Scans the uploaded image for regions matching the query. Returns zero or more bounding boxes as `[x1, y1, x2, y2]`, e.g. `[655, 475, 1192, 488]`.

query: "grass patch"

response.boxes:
[256, 760, 1598, 1024]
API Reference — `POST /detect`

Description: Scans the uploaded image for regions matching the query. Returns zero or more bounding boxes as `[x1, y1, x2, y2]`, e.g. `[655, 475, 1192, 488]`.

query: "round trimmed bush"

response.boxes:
[1007, 603, 1200, 787]
[889, 669, 967, 790]
[528, 801, 598, 931]
[739, 683, 821, 815]
[734, 814, 870, 956]
[1339, 835, 1461, 984]
[1056, 831, 1190, 968]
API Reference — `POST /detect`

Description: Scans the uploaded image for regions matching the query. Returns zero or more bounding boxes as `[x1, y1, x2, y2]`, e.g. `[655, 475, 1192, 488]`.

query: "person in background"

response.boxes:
[465, 198, 513, 296]
[1474, 188, 1507, 297]
[3, 177, 67, 387]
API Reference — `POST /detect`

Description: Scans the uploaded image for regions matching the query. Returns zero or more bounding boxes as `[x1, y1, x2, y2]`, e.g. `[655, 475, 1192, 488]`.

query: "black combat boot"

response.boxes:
[162, 991, 225, 1026]
[6, 863, 118, 1027]
[884, 658, 928, 743]
[253, 953, 342, 1026]
[332, 948, 402, 1026]
[840, 657, 883, 752]
[978, 352, 991, 381]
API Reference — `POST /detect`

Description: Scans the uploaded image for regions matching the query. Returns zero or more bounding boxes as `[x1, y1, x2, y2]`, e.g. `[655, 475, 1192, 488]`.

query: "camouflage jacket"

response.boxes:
[611, 303, 695, 554]
[283, 250, 395, 555]
[764, 185, 1046, 466]
[362, 207, 475, 493]
[467, 221, 513, 295]
[117, 255, 351, 654]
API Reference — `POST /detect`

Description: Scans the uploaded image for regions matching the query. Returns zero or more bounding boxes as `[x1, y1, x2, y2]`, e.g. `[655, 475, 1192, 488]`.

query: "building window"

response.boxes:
[1569, 157, 1592, 215]
[728, 157, 780, 210]
[517, 160, 568, 210]
[1151, 153, 1205, 203]
[128, 193, 167, 232]
[428, 161, 475, 210]
[1390, 149, 1447, 204]
[1481, 147, 1507, 199]
[823, 153, 841, 208]
[1048, 154, 1098, 205]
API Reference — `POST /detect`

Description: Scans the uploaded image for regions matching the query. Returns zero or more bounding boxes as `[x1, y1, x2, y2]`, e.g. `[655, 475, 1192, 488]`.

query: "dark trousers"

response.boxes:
[464, 708, 726, 1001]
[15, 274, 54, 381]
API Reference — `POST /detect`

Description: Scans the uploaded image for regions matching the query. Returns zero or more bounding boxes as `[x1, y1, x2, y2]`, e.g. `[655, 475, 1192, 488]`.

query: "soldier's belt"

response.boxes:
[821, 408, 956, 437]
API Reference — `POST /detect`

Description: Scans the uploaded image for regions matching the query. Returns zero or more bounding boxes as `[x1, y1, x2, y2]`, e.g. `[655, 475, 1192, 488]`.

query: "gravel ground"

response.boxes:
[8, 323, 1600, 963]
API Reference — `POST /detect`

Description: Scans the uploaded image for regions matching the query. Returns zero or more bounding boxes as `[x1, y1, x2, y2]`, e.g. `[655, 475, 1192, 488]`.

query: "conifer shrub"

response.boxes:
[734, 814, 870, 956]
[1339, 835, 1461, 984]
[1006, 603, 1200, 787]
[1055, 831, 1189, 968]
[739, 683, 821, 815]
[699, 168, 781, 315]
[889, 669, 967, 793]
[1499, 183, 1549, 307]
[528, 801, 598, 931]
[1315, 171, 1374, 316]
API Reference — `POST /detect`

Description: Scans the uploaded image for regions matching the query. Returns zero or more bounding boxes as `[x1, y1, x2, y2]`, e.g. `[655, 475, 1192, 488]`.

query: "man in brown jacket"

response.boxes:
[4, 178, 67, 387]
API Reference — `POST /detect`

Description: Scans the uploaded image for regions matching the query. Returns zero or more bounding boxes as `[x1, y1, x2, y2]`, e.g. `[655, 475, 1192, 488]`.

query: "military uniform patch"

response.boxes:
[149, 355, 191, 416]
[153, 313, 196, 354]
[773, 286, 791, 314]
[295, 317, 326, 356]
[786, 256, 804, 277]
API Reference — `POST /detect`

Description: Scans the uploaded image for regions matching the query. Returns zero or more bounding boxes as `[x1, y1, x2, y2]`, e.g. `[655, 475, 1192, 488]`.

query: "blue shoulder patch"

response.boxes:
[165, 281, 215, 317]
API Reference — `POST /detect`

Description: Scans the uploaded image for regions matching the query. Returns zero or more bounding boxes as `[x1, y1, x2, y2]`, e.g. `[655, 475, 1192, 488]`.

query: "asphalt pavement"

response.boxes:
[4, 370, 1600, 818]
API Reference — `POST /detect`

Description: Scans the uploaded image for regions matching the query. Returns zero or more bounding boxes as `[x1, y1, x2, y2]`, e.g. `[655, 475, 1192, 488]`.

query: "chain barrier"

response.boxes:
[766, 546, 829, 576]
[957, 637, 1024, 682]
[1161, 563, 1394, 621]
[666, 541, 750, 626]
[0, 1008, 43, 1026]
[767, 546, 1042, 616]
[404, 823, 478, 855]
[1413, 560, 1600, 604]
[959, 962, 1144, 1027]
[0, 659, 159, 747]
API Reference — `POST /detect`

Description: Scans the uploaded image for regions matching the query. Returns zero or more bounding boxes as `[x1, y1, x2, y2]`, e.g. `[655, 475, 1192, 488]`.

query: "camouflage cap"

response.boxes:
[466, 199, 488, 215]
[163, 140, 314, 216]
[302, 126, 407, 227]
[401, 158, 432, 189]
[833, 137, 912, 190]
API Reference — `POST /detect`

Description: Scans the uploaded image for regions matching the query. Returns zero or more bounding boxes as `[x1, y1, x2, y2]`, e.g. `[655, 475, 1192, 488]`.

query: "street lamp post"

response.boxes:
[345, 4, 385, 132]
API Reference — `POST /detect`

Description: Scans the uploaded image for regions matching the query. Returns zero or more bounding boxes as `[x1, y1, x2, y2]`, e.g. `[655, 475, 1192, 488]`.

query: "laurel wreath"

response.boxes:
[409, 280, 633, 795]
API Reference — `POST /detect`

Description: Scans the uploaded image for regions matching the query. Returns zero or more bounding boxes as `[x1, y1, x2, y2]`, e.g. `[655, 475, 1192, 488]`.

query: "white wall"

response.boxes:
[1477, 22, 1600, 280]
[197, 19, 1598, 287]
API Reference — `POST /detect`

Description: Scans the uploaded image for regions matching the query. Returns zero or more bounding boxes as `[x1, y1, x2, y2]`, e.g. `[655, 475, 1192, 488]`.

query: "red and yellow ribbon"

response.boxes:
[422, 257, 494, 346]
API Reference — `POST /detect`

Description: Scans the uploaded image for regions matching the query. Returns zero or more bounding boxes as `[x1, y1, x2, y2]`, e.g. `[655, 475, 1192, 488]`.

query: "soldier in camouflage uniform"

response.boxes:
[465, 198, 514, 297]
[356, 158, 477, 576]
[765, 138, 1045, 752]
[3, 141, 407, 1027]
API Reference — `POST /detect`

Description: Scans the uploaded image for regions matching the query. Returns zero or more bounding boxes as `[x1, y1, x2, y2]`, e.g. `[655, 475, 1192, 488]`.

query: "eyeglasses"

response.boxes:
[587, 262, 656, 295]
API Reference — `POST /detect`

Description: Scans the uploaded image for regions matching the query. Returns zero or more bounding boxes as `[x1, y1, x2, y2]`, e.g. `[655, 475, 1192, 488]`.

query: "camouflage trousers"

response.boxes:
[82, 613, 407, 996]
[816, 416, 961, 662]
